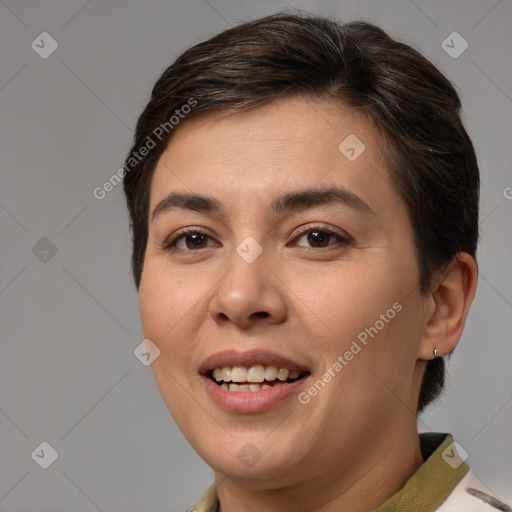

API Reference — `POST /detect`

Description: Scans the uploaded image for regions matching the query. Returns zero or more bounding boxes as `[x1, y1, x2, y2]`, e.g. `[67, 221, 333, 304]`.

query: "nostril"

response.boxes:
[253, 311, 269, 318]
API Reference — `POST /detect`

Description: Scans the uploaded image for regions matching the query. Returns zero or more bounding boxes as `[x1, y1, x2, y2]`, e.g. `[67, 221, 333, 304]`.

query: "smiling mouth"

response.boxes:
[208, 364, 310, 392]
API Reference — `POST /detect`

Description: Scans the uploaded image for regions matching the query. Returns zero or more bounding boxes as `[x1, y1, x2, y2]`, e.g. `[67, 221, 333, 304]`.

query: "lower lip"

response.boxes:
[202, 375, 308, 413]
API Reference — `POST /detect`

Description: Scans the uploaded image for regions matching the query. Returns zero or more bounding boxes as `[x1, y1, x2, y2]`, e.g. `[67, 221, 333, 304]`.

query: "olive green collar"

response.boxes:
[376, 433, 469, 511]
[191, 433, 468, 512]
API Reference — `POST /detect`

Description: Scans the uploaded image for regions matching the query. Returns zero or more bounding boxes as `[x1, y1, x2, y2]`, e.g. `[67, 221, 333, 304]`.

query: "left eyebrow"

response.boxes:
[150, 185, 375, 223]
[270, 186, 375, 216]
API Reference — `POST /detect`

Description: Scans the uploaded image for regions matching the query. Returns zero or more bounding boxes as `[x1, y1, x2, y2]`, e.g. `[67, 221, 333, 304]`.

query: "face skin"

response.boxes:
[138, 96, 477, 511]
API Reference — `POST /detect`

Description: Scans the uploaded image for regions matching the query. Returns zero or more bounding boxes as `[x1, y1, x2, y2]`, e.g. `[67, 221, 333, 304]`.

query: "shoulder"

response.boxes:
[438, 470, 511, 511]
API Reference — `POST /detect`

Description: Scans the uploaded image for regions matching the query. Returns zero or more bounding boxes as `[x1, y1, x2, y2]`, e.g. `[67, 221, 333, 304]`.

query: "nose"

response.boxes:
[209, 248, 288, 330]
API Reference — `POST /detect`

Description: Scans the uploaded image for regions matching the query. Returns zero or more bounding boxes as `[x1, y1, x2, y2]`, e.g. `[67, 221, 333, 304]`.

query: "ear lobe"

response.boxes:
[418, 253, 478, 361]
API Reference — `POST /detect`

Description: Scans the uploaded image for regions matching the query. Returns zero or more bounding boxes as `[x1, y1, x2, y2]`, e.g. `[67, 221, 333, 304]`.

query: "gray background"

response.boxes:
[1, 0, 511, 510]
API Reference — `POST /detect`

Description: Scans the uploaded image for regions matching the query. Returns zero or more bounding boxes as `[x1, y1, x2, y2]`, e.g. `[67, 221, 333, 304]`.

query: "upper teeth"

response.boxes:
[212, 365, 300, 383]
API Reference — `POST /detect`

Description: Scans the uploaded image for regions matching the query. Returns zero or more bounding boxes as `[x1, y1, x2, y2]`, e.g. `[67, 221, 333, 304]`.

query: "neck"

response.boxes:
[215, 421, 423, 512]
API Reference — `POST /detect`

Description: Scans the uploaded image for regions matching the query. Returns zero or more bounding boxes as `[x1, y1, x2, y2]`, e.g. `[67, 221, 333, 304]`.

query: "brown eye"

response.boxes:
[294, 228, 348, 249]
[164, 230, 218, 251]
[306, 230, 331, 247]
[183, 233, 208, 249]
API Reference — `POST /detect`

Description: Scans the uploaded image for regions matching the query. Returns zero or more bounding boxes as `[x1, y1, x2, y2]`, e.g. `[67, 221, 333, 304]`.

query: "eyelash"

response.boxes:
[161, 224, 351, 252]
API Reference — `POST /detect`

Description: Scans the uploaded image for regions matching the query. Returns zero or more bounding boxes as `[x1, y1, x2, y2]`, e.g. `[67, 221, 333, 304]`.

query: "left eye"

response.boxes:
[294, 229, 347, 248]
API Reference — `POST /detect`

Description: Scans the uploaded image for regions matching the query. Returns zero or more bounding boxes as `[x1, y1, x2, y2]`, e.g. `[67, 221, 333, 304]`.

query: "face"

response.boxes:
[138, 96, 429, 487]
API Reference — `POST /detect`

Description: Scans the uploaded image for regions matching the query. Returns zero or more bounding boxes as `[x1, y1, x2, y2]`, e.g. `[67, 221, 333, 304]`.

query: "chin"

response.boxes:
[191, 428, 312, 483]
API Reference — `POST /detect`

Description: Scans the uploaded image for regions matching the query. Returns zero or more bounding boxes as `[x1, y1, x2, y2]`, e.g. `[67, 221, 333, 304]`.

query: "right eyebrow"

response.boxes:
[151, 192, 224, 222]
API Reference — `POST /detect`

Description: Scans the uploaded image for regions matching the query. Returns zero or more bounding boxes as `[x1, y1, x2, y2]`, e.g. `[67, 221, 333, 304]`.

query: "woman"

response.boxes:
[122, 13, 509, 511]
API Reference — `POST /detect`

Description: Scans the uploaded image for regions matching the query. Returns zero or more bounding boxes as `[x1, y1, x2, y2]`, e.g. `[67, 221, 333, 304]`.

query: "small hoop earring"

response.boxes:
[433, 348, 439, 358]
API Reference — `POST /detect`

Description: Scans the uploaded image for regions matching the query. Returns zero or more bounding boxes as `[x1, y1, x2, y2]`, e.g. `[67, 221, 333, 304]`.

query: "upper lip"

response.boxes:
[199, 349, 310, 375]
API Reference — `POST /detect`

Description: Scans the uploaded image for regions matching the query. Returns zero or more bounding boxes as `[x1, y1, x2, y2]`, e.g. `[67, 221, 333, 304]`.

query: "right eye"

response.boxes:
[164, 229, 219, 251]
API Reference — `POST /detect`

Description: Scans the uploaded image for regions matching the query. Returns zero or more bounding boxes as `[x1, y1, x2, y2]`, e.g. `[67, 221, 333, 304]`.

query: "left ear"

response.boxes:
[418, 252, 478, 360]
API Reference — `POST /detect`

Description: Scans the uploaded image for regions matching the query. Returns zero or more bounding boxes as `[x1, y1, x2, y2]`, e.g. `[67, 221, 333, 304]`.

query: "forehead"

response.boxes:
[148, 96, 394, 216]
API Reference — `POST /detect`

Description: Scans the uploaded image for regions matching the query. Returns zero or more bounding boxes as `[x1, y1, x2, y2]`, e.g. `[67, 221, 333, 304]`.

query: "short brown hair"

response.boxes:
[123, 12, 479, 412]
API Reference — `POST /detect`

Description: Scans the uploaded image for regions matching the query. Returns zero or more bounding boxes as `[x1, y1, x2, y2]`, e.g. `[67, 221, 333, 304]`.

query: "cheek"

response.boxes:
[288, 259, 404, 349]
[325, 294, 423, 416]
[137, 259, 209, 359]
[292, 254, 421, 388]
